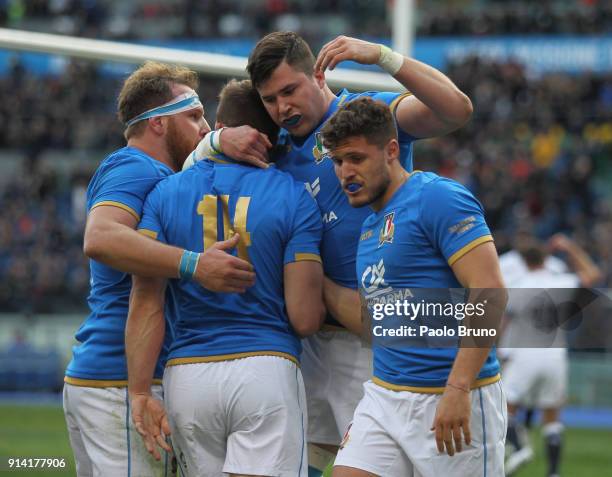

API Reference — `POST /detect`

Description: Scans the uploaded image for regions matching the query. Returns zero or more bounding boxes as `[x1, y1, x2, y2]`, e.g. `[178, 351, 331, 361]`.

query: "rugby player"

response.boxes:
[126, 79, 326, 476]
[191, 32, 473, 472]
[321, 97, 507, 477]
[64, 62, 259, 476]
[501, 234, 601, 477]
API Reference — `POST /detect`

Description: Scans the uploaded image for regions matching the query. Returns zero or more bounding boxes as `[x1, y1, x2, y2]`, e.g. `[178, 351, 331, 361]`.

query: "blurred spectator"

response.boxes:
[3, 1, 611, 39]
[414, 56, 612, 286]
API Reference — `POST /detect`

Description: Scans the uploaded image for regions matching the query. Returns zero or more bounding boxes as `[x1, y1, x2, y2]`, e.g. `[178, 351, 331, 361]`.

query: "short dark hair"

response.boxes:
[517, 235, 546, 268]
[247, 31, 315, 88]
[216, 79, 279, 146]
[520, 246, 546, 268]
[321, 97, 397, 151]
[118, 61, 199, 139]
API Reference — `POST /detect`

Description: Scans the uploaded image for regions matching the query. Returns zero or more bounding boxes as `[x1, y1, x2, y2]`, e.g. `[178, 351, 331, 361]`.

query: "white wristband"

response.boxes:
[183, 131, 215, 170]
[377, 45, 404, 76]
[212, 127, 225, 153]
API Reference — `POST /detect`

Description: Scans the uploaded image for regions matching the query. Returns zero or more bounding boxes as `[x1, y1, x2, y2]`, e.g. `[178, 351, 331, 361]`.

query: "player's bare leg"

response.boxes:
[541, 408, 563, 477]
[333, 466, 377, 477]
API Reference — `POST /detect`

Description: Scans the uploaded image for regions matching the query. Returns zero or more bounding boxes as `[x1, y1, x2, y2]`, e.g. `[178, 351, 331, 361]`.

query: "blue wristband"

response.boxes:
[178, 250, 200, 280]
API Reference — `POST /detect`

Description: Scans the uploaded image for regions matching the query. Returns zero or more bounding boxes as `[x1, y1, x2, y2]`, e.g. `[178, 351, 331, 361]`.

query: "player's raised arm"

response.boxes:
[548, 234, 602, 287]
[315, 35, 473, 139]
[125, 275, 172, 461]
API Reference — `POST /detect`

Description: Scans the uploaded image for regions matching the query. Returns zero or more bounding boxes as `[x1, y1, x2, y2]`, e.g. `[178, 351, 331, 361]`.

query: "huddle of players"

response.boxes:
[64, 31, 510, 477]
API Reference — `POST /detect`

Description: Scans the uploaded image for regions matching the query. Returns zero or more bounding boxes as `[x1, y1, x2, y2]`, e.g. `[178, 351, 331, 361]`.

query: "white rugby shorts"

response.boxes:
[63, 383, 169, 477]
[502, 348, 567, 408]
[335, 380, 507, 477]
[301, 329, 372, 445]
[163, 355, 307, 477]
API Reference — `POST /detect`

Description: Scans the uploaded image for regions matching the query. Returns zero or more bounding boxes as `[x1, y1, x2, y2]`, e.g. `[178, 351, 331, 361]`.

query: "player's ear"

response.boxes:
[313, 69, 325, 89]
[148, 116, 166, 136]
[385, 138, 399, 163]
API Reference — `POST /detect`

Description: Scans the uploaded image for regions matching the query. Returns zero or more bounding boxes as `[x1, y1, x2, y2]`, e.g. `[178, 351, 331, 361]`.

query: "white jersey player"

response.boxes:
[500, 234, 601, 477]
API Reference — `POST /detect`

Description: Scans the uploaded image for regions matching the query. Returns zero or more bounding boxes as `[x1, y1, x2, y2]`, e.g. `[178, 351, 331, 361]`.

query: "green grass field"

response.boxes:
[1, 404, 611, 476]
[0, 405, 74, 476]
[512, 427, 612, 477]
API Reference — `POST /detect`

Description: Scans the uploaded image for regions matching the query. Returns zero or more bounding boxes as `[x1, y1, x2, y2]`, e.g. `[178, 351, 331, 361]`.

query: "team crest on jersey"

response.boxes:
[312, 132, 329, 164]
[378, 212, 395, 247]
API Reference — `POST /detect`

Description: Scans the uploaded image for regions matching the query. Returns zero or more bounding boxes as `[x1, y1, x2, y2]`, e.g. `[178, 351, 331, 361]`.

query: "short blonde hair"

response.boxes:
[117, 61, 199, 139]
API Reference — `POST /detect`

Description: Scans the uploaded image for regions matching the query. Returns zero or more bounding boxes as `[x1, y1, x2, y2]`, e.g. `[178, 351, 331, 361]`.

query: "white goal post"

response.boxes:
[0, 28, 404, 92]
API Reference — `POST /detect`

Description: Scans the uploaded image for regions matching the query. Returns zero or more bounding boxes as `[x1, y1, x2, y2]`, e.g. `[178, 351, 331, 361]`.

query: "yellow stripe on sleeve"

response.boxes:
[91, 201, 139, 220]
[138, 229, 158, 240]
[294, 253, 322, 263]
[448, 235, 494, 266]
[390, 92, 413, 114]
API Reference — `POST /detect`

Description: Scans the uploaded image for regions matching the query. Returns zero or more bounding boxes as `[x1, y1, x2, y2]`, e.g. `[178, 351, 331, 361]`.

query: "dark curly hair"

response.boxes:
[321, 97, 397, 151]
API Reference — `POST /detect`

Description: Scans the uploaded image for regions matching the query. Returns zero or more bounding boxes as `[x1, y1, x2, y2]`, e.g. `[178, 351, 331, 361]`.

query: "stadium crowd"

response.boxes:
[416, 57, 612, 257]
[0, 54, 610, 312]
[1, 0, 610, 40]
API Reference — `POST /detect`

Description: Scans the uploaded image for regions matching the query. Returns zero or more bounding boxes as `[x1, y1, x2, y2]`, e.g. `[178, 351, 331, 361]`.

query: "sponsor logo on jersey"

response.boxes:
[305, 177, 321, 198]
[323, 210, 338, 223]
[448, 215, 476, 235]
[362, 258, 393, 298]
[312, 132, 329, 164]
[360, 229, 373, 241]
[361, 258, 387, 294]
[378, 211, 395, 247]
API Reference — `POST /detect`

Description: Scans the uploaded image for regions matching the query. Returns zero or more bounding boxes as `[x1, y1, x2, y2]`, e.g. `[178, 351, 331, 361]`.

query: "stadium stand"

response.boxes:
[1, 1, 610, 40]
[0, 7, 610, 477]
[0, 54, 609, 313]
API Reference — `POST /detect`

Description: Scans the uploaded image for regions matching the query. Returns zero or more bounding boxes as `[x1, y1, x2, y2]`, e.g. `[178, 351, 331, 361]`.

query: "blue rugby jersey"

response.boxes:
[276, 89, 414, 325]
[356, 171, 500, 391]
[65, 146, 177, 385]
[138, 153, 322, 365]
